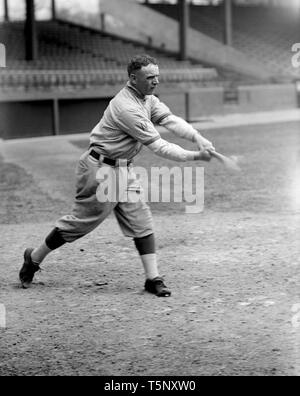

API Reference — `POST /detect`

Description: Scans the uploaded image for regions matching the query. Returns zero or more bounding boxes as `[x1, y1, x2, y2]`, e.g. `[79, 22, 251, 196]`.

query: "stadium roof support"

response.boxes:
[4, 0, 9, 22]
[25, 0, 38, 60]
[224, 0, 233, 46]
[51, 0, 56, 20]
[179, 0, 189, 61]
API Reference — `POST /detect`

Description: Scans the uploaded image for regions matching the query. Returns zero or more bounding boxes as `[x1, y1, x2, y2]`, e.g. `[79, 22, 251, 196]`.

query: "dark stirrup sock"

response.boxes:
[45, 228, 67, 250]
[134, 234, 156, 256]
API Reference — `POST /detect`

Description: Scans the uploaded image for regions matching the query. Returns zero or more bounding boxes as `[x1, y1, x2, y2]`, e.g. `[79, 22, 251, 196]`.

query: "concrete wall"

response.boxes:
[55, 0, 102, 30]
[0, 100, 54, 139]
[59, 99, 109, 135]
[159, 92, 187, 119]
[188, 87, 225, 119]
[238, 84, 298, 113]
[0, 98, 110, 139]
[0, 84, 297, 139]
[186, 84, 298, 120]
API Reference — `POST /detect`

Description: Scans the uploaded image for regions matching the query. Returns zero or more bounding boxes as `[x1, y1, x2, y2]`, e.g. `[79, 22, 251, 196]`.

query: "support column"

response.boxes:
[178, 0, 189, 61]
[224, 0, 233, 47]
[4, 0, 9, 22]
[25, 0, 38, 61]
[51, 0, 56, 20]
[52, 98, 60, 135]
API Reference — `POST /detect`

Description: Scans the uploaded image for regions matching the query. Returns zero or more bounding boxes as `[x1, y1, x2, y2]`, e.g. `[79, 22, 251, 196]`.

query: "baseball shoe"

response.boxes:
[145, 277, 171, 297]
[19, 248, 41, 289]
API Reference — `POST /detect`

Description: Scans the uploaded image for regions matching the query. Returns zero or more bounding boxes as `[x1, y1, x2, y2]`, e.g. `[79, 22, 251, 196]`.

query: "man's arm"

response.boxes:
[159, 114, 215, 152]
[147, 137, 211, 163]
[117, 108, 210, 162]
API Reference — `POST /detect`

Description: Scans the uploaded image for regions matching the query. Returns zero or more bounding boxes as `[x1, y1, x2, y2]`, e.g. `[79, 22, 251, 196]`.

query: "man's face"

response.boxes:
[130, 64, 160, 96]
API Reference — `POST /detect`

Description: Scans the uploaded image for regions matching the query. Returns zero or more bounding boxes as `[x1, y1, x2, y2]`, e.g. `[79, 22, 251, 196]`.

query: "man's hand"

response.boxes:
[195, 134, 215, 152]
[194, 150, 212, 162]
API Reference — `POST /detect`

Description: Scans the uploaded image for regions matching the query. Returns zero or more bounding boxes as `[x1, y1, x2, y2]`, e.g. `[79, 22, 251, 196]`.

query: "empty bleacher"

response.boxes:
[0, 20, 218, 93]
[1, 10, 298, 139]
[149, 4, 300, 81]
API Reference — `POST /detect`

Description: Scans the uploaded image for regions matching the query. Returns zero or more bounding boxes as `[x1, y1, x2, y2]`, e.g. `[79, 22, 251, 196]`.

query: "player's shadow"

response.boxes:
[11, 281, 46, 290]
[11, 278, 147, 296]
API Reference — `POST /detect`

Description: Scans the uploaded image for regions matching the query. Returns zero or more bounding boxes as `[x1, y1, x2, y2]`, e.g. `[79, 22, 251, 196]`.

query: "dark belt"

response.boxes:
[89, 149, 131, 167]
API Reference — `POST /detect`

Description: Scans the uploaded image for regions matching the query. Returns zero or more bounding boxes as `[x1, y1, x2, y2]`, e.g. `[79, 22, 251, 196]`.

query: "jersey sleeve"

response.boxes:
[117, 108, 161, 146]
[147, 137, 198, 162]
[150, 96, 172, 125]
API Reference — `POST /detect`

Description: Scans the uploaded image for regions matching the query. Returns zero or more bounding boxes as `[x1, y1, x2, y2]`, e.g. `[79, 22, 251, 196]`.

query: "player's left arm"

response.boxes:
[159, 114, 215, 152]
[150, 96, 214, 152]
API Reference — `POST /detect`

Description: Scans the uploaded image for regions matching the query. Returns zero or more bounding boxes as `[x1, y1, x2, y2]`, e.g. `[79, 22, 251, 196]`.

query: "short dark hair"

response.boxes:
[127, 54, 158, 77]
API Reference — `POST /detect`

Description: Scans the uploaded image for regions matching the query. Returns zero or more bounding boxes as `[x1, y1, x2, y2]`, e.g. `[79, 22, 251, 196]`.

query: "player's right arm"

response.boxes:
[118, 109, 210, 163]
[147, 138, 211, 162]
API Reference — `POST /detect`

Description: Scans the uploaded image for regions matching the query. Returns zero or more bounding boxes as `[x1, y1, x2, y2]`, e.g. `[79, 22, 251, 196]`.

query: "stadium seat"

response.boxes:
[0, 19, 220, 92]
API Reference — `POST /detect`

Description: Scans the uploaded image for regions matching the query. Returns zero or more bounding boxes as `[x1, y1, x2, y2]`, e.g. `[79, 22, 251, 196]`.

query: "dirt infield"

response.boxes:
[0, 122, 299, 376]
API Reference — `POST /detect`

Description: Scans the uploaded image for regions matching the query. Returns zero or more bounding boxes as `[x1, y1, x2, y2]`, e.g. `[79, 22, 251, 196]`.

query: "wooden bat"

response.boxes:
[209, 150, 242, 172]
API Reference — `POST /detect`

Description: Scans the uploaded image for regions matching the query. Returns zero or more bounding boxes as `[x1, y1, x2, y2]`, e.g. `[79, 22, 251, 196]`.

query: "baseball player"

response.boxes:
[19, 54, 215, 297]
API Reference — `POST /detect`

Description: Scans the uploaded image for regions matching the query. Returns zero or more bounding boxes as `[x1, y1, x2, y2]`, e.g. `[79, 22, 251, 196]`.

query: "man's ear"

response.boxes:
[129, 73, 137, 86]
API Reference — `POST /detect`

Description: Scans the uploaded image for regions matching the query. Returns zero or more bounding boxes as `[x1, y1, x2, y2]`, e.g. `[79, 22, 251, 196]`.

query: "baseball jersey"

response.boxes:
[90, 82, 172, 160]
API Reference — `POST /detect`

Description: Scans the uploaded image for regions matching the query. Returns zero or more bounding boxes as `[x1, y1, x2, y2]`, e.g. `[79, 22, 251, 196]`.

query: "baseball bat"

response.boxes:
[209, 150, 241, 172]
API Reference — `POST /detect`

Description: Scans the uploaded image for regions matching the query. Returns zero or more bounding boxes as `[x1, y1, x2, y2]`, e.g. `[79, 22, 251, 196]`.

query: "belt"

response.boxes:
[89, 149, 132, 167]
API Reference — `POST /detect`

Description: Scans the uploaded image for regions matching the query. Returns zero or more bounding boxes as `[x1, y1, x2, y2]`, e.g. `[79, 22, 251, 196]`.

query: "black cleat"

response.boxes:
[145, 277, 171, 297]
[19, 248, 40, 289]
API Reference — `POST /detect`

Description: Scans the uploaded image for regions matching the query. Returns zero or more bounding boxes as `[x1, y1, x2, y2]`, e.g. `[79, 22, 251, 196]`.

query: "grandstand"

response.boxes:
[0, 19, 218, 92]
[148, 3, 300, 80]
[0, 0, 299, 138]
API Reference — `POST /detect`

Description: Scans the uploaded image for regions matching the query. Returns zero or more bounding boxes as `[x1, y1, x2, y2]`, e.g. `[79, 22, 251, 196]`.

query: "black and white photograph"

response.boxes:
[0, 0, 299, 379]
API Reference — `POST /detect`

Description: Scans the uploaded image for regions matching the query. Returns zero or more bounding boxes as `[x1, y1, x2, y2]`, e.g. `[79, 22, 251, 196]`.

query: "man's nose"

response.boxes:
[153, 77, 159, 85]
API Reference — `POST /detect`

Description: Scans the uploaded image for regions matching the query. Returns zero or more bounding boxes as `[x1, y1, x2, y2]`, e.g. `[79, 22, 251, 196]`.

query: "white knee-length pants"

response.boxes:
[56, 150, 154, 243]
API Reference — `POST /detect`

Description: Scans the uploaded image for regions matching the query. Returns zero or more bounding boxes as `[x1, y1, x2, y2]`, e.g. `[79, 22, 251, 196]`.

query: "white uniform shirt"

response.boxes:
[90, 82, 172, 160]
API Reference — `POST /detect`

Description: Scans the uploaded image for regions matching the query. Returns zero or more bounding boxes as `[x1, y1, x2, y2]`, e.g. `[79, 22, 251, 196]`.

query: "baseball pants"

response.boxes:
[55, 150, 154, 243]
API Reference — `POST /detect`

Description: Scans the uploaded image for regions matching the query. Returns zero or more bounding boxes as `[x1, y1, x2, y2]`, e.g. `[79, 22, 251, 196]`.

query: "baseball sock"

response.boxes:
[31, 228, 66, 265]
[140, 254, 160, 280]
[134, 234, 160, 280]
[31, 243, 52, 265]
